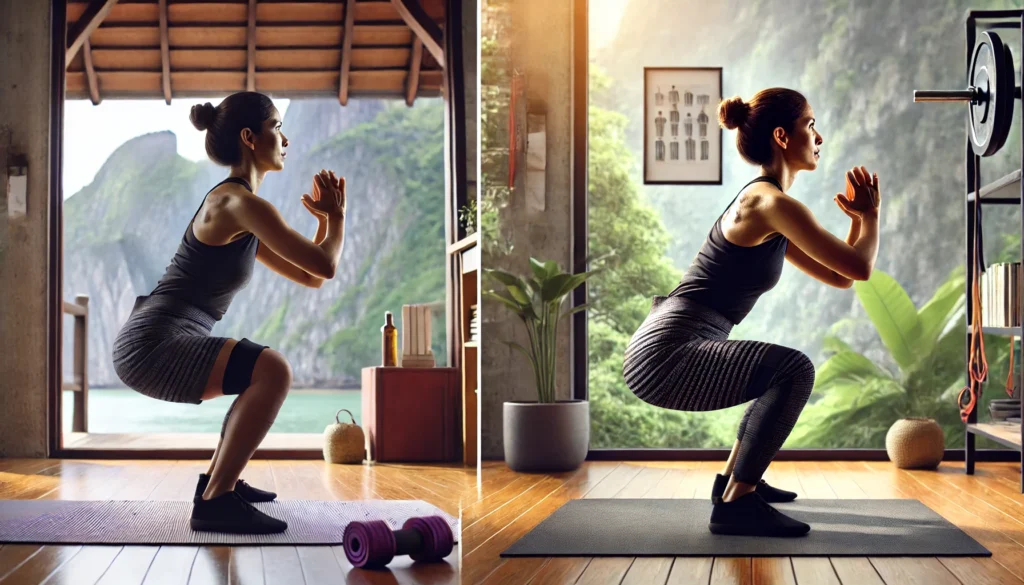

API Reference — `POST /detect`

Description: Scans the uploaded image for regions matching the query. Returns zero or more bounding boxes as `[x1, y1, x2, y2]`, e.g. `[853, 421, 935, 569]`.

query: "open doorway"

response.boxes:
[52, 0, 471, 458]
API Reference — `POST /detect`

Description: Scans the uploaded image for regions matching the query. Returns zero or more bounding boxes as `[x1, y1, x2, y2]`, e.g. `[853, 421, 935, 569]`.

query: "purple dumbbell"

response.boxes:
[343, 515, 454, 569]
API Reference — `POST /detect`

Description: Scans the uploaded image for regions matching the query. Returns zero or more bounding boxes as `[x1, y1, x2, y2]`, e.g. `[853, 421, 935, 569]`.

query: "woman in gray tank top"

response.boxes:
[624, 88, 881, 537]
[112, 92, 347, 534]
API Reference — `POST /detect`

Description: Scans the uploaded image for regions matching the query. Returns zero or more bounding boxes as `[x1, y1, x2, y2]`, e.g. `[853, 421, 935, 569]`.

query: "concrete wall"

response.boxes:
[0, 0, 55, 457]
[479, 0, 574, 459]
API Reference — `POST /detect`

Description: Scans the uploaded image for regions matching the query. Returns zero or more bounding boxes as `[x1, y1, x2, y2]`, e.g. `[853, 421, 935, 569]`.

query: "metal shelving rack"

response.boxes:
[963, 10, 1024, 494]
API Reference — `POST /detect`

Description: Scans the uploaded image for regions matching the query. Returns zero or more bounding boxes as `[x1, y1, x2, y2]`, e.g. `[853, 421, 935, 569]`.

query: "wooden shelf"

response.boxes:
[967, 423, 1022, 451]
[967, 169, 1022, 204]
[971, 325, 1022, 337]
[447, 232, 479, 255]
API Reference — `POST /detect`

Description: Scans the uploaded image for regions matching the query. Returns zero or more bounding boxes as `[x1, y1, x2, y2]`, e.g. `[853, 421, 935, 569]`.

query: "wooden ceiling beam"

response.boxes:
[159, 0, 171, 103]
[66, 0, 120, 66]
[247, 0, 257, 91]
[338, 0, 355, 105]
[390, 0, 443, 68]
[405, 37, 422, 107]
[83, 39, 101, 104]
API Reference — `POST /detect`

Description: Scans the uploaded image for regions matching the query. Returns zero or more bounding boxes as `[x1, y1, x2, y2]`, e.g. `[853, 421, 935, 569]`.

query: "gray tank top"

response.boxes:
[149, 177, 260, 321]
[669, 176, 789, 325]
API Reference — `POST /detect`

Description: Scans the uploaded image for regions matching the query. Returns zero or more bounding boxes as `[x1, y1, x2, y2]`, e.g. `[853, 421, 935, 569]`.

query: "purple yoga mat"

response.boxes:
[0, 499, 459, 545]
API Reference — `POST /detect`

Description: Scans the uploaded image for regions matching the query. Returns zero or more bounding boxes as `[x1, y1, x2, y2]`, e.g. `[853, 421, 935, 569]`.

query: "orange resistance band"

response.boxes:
[959, 154, 989, 423]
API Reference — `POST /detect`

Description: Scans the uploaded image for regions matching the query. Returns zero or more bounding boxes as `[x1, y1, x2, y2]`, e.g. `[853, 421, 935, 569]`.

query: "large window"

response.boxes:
[584, 0, 1022, 450]
[62, 97, 447, 439]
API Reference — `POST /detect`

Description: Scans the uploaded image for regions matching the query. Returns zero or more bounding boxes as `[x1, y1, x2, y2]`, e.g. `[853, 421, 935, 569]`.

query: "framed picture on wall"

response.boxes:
[643, 67, 723, 185]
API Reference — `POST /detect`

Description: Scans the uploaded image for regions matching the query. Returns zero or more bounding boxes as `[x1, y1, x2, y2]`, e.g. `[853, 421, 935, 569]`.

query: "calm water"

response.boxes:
[62, 388, 361, 434]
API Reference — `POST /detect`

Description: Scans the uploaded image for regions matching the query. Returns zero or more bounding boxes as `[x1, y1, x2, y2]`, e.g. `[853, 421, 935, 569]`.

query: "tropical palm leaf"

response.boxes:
[853, 270, 922, 370]
[813, 350, 891, 393]
[916, 268, 966, 354]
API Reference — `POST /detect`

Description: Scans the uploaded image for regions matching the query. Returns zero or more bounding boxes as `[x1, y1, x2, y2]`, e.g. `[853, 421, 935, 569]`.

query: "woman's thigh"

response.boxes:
[627, 336, 776, 412]
[200, 340, 288, 401]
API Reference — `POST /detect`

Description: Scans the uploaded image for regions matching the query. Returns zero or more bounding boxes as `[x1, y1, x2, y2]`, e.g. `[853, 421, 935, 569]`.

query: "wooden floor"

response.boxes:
[462, 460, 1024, 585]
[0, 458, 474, 584]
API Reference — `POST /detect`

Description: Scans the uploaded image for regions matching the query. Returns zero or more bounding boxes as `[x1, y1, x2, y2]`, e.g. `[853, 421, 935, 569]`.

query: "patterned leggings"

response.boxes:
[623, 296, 815, 484]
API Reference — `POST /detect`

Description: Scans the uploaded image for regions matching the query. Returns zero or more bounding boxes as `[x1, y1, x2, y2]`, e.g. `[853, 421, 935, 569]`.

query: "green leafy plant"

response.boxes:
[459, 199, 477, 235]
[484, 258, 604, 403]
[790, 266, 968, 448]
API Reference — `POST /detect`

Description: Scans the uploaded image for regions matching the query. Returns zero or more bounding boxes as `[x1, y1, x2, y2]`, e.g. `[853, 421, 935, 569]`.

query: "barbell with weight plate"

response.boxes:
[914, 30, 1019, 157]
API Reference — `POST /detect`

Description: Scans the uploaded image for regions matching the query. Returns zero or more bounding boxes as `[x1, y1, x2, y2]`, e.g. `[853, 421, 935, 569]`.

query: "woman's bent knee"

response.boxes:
[253, 349, 292, 390]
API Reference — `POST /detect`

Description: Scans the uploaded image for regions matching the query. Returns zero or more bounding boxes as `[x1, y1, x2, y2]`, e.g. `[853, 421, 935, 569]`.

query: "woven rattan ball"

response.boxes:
[885, 417, 945, 469]
[323, 409, 366, 464]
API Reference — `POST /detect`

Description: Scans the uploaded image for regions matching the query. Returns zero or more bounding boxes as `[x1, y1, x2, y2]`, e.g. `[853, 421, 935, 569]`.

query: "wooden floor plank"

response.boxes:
[0, 546, 42, 583]
[294, 547, 343, 585]
[95, 546, 159, 585]
[621, 557, 673, 585]
[575, 557, 634, 584]
[463, 474, 547, 530]
[40, 545, 122, 585]
[710, 557, 752, 585]
[523, 558, 589, 585]
[615, 467, 669, 499]
[260, 547, 305, 585]
[187, 547, 230, 585]
[141, 546, 200, 585]
[828, 557, 882, 585]
[868, 557, 963, 585]
[938, 556, 1024, 585]
[644, 466, 690, 499]
[477, 557, 549, 584]
[227, 548, 264, 585]
[791, 557, 841, 585]
[583, 463, 645, 499]
[751, 557, 795, 585]
[666, 557, 713, 584]
[0, 546, 82, 585]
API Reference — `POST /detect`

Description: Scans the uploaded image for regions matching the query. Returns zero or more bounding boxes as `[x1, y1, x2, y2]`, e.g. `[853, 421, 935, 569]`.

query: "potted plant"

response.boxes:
[484, 257, 600, 472]
[788, 267, 968, 467]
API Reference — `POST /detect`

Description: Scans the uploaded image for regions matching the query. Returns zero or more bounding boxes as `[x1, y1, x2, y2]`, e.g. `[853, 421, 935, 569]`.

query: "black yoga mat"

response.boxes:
[501, 499, 990, 557]
[0, 499, 459, 546]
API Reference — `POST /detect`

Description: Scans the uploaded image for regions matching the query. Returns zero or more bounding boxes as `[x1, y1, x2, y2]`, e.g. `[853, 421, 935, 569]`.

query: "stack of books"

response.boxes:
[401, 304, 435, 368]
[981, 262, 1022, 328]
[469, 304, 479, 343]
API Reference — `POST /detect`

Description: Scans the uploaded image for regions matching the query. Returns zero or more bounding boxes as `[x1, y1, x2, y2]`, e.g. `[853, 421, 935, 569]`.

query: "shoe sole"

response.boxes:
[711, 496, 798, 504]
[708, 522, 809, 537]
[190, 518, 288, 534]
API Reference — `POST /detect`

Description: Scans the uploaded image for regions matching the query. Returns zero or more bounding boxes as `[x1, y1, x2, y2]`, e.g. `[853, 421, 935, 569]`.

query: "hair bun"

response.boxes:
[718, 96, 749, 130]
[190, 102, 217, 131]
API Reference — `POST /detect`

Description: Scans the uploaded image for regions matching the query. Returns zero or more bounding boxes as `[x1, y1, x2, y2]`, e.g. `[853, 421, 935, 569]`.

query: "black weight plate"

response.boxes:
[970, 31, 1014, 157]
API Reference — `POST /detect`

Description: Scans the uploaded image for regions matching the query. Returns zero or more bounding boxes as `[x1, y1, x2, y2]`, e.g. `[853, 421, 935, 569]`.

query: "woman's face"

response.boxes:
[782, 103, 822, 171]
[247, 106, 289, 172]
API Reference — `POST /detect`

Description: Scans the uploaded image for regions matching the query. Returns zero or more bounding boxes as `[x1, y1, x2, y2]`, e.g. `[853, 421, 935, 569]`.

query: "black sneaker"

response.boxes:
[710, 473, 797, 504]
[709, 491, 810, 537]
[195, 473, 278, 503]
[190, 490, 288, 534]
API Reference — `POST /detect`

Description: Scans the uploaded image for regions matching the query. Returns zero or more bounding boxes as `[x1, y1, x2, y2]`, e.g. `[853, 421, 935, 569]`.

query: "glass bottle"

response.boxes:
[382, 312, 398, 367]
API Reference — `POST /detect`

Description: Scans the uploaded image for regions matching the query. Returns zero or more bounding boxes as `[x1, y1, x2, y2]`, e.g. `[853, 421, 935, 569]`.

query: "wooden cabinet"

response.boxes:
[361, 366, 461, 463]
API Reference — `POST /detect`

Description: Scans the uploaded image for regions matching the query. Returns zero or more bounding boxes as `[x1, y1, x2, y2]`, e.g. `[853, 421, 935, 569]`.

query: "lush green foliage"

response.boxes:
[484, 258, 599, 402]
[311, 102, 448, 376]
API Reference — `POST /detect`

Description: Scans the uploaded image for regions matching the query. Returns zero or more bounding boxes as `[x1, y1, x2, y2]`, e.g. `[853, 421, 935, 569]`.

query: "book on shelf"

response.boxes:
[981, 262, 1022, 328]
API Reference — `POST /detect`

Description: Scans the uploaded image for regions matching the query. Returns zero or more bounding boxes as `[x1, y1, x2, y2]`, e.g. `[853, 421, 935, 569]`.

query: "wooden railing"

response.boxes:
[62, 294, 89, 433]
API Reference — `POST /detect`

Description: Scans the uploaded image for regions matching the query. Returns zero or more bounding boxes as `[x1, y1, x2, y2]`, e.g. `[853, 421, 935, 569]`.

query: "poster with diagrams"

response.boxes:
[644, 67, 723, 185]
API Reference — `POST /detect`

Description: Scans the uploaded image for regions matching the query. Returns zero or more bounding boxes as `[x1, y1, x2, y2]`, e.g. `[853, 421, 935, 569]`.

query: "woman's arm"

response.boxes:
[767, 194, 877, 281]
[845, 217, 861, 246]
